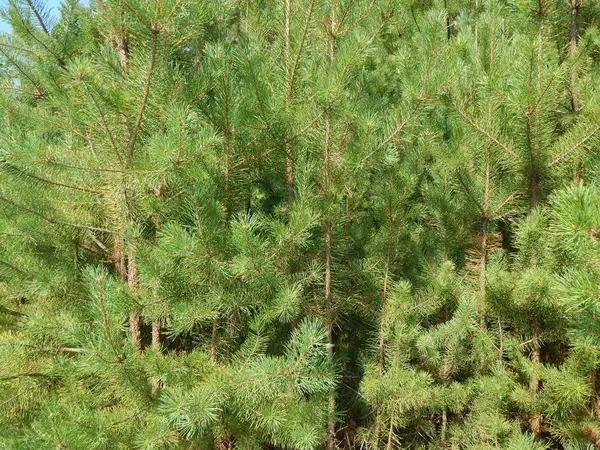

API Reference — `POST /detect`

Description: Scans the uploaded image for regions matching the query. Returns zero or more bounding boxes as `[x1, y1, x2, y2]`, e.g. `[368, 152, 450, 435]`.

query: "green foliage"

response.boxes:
[2, 0, 600, 448]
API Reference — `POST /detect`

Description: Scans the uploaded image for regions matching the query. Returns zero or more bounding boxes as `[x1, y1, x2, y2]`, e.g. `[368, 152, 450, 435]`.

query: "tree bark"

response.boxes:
[151, 320, 161, 395]
[569, 0, 580, 113]
[529, 333, 541, 436]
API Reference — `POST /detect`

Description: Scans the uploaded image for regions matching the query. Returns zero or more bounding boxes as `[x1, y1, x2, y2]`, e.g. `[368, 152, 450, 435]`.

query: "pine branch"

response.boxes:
[128, 29, 158, 161]
[160, 0, 182, 31]
[548, 123, 600, 167]
[80, 78, 124, 165]
[122, 0, 151, 30]
[12, 2, 65, 66]
[287, 0, 315, 99]
[96, 276, 123, 362]
[38, 159, 162, 174]
[455, 170, 485, 216]
[0, 260, 26, 275]
[0, 391, 25, 408]
[0, 47, 41, 92]
[0, 193, 113, 233]
[2, 161, 101, 194]
[455, 105, 519, 160]
[23, 0, 49, 35]
[0, 372, 53, 381]
[0, 305, 25, 316]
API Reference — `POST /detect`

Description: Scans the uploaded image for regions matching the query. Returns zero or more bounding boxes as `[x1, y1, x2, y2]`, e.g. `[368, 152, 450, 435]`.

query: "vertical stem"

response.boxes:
[128, 29, 159, 162]
[127, 240, 142, 353]
[210, 316, 218, 362]
[480, 101, 492, 329]
[444, 0, 450, 41]
[386, 410, 394, 450]
[217, 434, 233, 450]
[497, 317, 504, 370]
[375, 174, 394, 448]
[224, 129, 230, 203]
[531, 0, 544, 210]
[325, 217, 335, 450]
[479, 217, 488, 320]
[24, 0, 49, 35]
[222, 69, 232, 217]
[119, 7, 129, 70]
[152, 321, 161, 349]
[285, 0, 294, 204]
[569, 0, 583, 182]
[528, 6, 545, 432]
[325, 4, 336, 448]
[114, 235, 127, 281]
[569, 0, 580, 113]
[589, 369, 599, 418]
[474, 0, 479, 49]
[151, 319, 161, 395]
[529, 332, 541, 436]
[377, 261, 390, 376]
[441, 409, 447, 443]
[118, 36, 128, 70]
[5, 108, 10, 141]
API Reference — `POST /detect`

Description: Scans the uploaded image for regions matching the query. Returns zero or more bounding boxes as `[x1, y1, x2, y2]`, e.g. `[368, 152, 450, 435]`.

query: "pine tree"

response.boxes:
[2, 0, 600, 449]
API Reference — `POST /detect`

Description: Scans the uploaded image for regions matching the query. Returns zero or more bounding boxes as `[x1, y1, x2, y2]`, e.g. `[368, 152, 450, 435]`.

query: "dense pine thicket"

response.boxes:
[1, 0, 600, 448]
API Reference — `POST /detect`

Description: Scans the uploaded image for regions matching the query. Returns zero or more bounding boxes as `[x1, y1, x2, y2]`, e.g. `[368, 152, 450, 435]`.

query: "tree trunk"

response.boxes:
[151, 320, 161, 395]
[569, 0, 580, 113]
[325, 3, 337, 446]
[285, 0, 294, 204]
[127, 241, 142, 353]
[217, 434, 233, 450]
[529, 332, 541, 436]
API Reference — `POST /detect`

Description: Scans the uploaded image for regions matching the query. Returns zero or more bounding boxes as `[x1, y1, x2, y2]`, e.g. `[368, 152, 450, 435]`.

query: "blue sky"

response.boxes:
[0, 0, 65, 33]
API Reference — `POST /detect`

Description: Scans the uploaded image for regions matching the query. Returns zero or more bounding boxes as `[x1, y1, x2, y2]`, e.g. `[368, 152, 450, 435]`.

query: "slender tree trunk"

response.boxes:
[373, 257, 390, 449]
[531, 0, 544, 210]
[325, 217, 336, 450]
[210, 316, 218, 362]
[528, 5, 545, 436]
[118, 7, 129, 70]
[444, 0, 451, 41]
[117, 36, 128, 70]
[386, 410, 395, 450]
[374, 176, 395, 448]
[5, 107, 10, 140]
[497, 318, 504, 370]
[114, 235, 141, 352]
[325, 4, 337, 448]
[441, 408, 448, 443]
[127, 241, 142, 353]
[479, 216, 488, 321]
[569, 0, 583, 182]
[569, 0, 580, 113]
[285, 0, 294, 204]
[529, 332, 541, 436]
[479, 102, 492, 331]
[589, 370, 600, 419]
[217, 434, 233, 450]
[151, 320, 161, 395]
[474, 0, 479, 49]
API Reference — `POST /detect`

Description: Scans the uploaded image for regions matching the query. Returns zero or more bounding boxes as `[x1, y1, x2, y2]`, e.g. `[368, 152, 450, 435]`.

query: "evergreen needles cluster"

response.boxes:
[1, 0, 600, 448]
